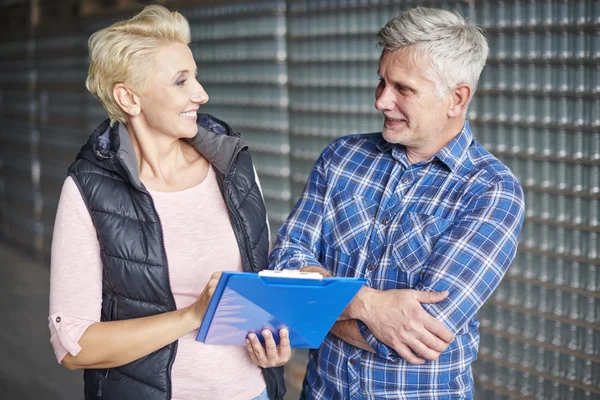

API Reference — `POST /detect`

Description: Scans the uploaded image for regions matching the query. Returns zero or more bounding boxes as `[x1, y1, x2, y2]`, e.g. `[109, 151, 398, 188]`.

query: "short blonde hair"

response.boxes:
[86, 5, 191, 125]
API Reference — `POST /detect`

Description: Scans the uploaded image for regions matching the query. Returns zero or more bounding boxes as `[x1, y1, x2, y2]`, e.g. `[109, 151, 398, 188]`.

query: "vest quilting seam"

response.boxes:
[107, 367, 166, 394]
[101, 251, 163, 268]
[92, 209, 154, 225]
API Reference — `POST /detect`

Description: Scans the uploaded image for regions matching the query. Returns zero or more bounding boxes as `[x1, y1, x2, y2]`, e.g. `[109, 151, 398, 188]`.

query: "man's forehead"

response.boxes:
[378, 48, 428, 74]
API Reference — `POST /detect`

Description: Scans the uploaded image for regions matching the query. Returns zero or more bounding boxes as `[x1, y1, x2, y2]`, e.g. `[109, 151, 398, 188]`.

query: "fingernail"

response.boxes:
[263, 330, 271, 337]
[245, 339, 250, 345]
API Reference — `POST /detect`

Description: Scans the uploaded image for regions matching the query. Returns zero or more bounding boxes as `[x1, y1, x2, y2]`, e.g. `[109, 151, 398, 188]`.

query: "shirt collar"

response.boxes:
[434, 120, 473, 172]
[375, 119, 474, 172]
[375, 137, 408, 166]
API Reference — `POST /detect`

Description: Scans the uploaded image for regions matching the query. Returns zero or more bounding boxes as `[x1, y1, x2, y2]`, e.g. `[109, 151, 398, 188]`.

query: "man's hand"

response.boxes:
[349, 288, 455, 364]
[300, 266, 332, 277]
[246, 329, 292, 368]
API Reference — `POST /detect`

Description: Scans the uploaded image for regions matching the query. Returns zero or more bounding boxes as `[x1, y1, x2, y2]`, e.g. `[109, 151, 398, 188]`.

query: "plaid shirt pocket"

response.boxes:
[322, 191, 378, 256]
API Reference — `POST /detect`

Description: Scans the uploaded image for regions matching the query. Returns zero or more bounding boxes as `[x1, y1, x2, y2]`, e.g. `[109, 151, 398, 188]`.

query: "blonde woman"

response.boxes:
[48, 5, 289, 400]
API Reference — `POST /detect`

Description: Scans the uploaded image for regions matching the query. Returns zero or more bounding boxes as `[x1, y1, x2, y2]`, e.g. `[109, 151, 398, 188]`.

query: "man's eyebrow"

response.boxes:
[380, 76, 417, 93]
[395, 82, 417, 93]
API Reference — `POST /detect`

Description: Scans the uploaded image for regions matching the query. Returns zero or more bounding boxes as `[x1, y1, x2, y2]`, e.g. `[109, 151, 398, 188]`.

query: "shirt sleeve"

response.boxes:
[48, 176, 103, 363]
[418, 177, 525, 333]
[358, 176, 525, 361]
[268, 146, 332, 272]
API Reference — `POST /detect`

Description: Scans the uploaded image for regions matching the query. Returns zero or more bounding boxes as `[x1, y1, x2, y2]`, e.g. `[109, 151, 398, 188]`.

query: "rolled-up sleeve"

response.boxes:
[269, 147, 332, 272]
[49, 176, 102, 363]
[358, 177, 524, 361]
[418, 177, 525, 334]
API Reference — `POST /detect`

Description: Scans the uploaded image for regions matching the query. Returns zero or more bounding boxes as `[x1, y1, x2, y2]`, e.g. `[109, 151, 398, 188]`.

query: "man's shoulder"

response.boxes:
[465, 140, 523, 194]
[324, 132, 385, 157]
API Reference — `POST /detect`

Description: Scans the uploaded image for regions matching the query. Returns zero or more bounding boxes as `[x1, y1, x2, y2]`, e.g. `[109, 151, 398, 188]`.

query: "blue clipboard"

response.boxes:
[195, 271, 366, 348]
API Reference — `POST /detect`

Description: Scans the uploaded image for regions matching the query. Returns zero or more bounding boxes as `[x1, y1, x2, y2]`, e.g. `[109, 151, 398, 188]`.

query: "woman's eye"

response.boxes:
[176, 79, 187, 86]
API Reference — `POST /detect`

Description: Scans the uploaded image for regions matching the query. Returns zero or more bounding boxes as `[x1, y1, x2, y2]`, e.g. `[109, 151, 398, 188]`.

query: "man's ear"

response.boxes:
[447, 83, 471, 118]
[113, 83, 141, 117]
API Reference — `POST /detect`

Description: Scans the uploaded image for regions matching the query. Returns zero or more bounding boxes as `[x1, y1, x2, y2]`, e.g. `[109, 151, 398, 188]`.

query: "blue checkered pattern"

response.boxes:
[269, 121, 525, 399]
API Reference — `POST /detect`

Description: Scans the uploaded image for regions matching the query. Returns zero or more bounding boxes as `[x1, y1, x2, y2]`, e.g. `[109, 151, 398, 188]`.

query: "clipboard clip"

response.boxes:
[258, 269, 324, 280]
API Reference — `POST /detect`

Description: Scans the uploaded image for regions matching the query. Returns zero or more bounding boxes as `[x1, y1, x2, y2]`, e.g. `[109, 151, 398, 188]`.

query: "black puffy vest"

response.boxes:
[68, 114, 285, 400]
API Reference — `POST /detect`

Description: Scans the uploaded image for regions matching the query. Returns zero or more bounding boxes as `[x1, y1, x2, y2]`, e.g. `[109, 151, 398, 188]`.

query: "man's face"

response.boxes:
[375, 48, 451, 152]
[138, 42, 209, 140]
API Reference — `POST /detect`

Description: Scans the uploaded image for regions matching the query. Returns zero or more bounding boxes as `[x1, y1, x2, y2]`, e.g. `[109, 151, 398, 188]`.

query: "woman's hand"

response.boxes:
[246, 329, 292, 368]
[188, 272, 222, 326]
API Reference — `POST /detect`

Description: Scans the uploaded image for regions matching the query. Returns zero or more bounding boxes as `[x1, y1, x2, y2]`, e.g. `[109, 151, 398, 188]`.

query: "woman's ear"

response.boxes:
[113, 83, 141, 117]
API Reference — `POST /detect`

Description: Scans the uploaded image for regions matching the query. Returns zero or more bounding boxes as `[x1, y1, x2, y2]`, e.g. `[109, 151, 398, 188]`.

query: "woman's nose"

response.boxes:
[191, 81, 209, 104]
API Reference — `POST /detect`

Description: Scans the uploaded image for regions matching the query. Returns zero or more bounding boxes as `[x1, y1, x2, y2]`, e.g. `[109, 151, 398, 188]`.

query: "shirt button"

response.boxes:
[55, 317, 61, 323]
[350, 358, 357, 365]
[382, 218, 389, 225]
[402, 178, 409, 184]
[367, 264, 374, 271]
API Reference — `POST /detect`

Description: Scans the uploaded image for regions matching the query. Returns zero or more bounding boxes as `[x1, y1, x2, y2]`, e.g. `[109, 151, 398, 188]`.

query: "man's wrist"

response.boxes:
[346, 286, 375, 321]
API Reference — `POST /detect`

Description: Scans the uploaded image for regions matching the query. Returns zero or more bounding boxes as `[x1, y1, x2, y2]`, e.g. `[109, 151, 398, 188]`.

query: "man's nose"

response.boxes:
[375, 87, 393, 111]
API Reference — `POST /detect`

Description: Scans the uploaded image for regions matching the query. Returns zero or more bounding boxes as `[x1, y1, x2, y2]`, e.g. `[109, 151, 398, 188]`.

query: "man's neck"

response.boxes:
[404, 118, 465, 165]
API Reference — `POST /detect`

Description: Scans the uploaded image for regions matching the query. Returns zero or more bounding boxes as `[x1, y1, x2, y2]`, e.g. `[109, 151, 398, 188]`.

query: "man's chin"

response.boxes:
[382, 128, 408, 145]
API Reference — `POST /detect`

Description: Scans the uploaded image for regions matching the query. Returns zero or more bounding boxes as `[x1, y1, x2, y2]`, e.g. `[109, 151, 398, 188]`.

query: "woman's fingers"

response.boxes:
[246, 329, 292, 367]
[247, 333, 267, 365]
[262, 330, 278, 359]
[278, 329, 291, 362]
[245, 337, 259, 365]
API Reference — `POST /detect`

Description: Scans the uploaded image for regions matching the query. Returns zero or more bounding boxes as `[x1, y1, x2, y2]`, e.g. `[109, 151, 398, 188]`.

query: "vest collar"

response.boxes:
[85, 113, 247, 191]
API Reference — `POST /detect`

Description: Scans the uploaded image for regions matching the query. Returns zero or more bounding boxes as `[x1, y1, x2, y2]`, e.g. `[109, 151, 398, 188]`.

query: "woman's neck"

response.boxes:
[124, 122, 208, 192]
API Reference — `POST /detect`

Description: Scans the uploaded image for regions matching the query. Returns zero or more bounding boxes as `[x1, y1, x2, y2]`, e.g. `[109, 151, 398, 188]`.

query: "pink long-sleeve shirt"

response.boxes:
[48, 166, 266, 400]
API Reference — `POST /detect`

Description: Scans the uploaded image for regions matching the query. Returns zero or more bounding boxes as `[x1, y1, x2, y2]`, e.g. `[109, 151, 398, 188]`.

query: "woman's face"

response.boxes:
[137, 42, 209, 139]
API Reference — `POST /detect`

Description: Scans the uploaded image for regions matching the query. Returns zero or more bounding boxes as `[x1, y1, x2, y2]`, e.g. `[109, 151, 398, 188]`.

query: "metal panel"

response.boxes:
[471, 1, 600, 398]
[0, 2, 596, 398]
[35, 32, 89, 259]
[183, 0, 291, 235]
[0, 6, 42, 256]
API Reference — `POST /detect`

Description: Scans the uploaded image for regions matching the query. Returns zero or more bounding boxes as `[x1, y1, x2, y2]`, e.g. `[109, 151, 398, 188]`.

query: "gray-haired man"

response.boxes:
[270, 7, 525, 399]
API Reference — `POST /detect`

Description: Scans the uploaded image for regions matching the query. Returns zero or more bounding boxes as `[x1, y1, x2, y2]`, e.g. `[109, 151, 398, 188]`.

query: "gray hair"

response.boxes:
[377, 7, 488, 101]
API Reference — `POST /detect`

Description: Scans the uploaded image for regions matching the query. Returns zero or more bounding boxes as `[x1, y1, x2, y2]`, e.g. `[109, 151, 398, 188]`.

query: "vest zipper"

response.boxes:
[217, 155, 255, 273]
[146, 193, 177, 400]
[97, 297, 117, 397]
[115, 155, 178, 400]
[96, 369, 109, 398]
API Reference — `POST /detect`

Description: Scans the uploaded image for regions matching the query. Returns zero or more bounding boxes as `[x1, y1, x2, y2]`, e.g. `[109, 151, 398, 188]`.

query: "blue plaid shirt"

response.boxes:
[269, 121, 525, 399]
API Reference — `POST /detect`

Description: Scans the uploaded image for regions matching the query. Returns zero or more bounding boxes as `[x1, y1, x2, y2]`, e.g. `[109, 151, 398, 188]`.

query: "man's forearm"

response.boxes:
[330, 319, 374, 353]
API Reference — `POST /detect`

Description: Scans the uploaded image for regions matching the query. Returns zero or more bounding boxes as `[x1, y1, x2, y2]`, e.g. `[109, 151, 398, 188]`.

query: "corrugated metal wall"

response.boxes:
[0, 1, 598, 399]
[470, 1, 600, 399]
[184, 0, 292, 235]
[36, 29, 89, 259]
[0, 0, 43, 256]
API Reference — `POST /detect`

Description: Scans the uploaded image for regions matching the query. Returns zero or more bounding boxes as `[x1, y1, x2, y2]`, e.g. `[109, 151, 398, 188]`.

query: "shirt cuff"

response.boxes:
[357, 320, 400, 362]
[271, 254, 321, 271]
[48, 312, 95, 363]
